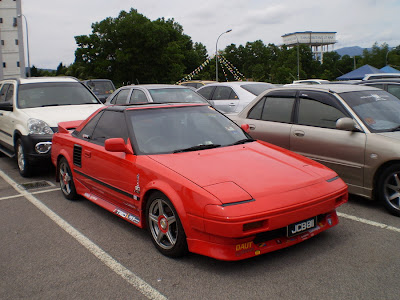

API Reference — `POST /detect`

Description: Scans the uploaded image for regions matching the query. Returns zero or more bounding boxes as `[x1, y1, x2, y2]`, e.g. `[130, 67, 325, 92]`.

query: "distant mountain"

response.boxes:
[335, 46, 367, 57]
[335, 46, 394, 57]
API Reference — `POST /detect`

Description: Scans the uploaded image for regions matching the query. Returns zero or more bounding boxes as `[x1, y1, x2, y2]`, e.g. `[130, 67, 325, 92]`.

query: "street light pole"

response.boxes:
[216, 29, 232, 82]
[386, 49, 390, 66]
[18, 14, 31, 77]
[295, 34, 300, 80]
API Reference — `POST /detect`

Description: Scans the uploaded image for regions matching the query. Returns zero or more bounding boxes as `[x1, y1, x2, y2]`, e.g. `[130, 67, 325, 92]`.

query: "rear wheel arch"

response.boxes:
[373, 160, 400, 216]
[373, 160, 400, 198]
[55, 154, 65, 182]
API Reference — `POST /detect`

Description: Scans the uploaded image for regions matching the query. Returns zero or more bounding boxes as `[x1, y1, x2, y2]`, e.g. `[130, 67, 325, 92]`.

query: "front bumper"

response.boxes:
[20, 134, 53, 162]
[185, 184, 347, 261]
[187, 210, 339, 261]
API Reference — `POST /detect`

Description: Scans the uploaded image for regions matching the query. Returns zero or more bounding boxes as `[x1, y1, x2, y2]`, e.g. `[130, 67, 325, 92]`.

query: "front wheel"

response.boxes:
[146, 192, 188, 257]
[16, 138, 32, 177]
[58, 157, 78, 200]
[377, 164, 400, 217]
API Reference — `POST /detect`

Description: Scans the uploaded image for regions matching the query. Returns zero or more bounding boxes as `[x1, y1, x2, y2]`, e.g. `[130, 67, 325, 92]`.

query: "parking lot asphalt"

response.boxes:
[1, 156, 400, 300]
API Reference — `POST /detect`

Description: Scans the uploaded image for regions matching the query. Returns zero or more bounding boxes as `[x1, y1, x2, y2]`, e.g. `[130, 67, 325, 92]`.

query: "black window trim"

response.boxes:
[247, 90, 297, 124]
[294, 90, 351, 128]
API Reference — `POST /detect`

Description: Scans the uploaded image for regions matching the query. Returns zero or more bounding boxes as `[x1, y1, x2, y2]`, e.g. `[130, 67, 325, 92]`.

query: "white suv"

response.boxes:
[0, 77, 103, 176]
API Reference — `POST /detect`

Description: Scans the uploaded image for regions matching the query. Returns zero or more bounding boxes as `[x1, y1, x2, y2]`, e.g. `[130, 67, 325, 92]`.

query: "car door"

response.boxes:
[76, 110, 139, 213]
[211, 86, 239, 113]
[290, 90, 366, 188]
[0, 82, 15, 149]
[245, 90, 296, 149]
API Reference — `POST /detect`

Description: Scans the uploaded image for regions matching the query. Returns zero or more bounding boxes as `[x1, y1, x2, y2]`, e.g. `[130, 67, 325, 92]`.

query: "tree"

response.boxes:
[74, 9, 207, 85]
[55, 63, 68, 76]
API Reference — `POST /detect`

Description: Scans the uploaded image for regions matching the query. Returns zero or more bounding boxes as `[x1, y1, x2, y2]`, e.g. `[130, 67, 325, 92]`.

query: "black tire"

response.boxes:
[58, 157, 78, 200]
[377, 163, 400, 217]
[15, 138, 32, 177]
[146, 192, 188, 257]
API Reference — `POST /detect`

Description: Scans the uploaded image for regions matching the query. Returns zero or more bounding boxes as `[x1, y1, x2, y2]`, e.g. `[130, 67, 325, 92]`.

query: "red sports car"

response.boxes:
[51, 103, 347, 261]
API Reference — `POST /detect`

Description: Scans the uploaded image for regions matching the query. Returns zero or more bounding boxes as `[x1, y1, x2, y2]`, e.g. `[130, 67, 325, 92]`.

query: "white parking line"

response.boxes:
[0, 188, 60, 201]
[0, 170, 167, 300]
[337, 212, 400, 233]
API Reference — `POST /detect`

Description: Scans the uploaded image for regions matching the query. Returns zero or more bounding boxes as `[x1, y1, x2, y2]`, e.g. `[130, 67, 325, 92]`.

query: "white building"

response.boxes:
[282, 31, 337, 64]
[0, 0, 26, 79]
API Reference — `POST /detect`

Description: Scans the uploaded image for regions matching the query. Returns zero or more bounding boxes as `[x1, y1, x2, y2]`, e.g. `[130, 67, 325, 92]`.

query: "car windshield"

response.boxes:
[148, 88, 207, 103]
[240, 83, 274, 96]
[127, 105, 250, 154]
[18, 82, 100, 108]
[340, 90, 400, 132]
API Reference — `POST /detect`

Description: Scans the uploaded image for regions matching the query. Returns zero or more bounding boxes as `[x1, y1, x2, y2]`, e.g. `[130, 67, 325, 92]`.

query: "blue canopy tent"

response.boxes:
[380, 65, 400, 73]
[336, 64, 381, 80]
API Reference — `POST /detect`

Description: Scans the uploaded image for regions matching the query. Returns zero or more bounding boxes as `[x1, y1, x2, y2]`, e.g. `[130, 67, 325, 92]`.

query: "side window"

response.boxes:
[261, 97, 294, 123]
[0, 84, 11, 103]
[77, 111, 103, 139]
[5, 84, 14, 103]
[197, 86, 215, 100]
[387, 84, 400, 100]
[298, 96, 346, 129]
[229, 89, 238, 99]
[366, 84, 384, 89]
[247, 98, 265, 119]
[213, 86, 234, 100]
[129, 89, 148, 104]
[91, 111, 128, 145]
[113, 89, 130, 105]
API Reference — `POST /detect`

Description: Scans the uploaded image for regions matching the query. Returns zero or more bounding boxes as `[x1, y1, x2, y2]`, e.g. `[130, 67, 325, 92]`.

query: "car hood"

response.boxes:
[21, 104, 104, 127]
[149, 142, 337, 204]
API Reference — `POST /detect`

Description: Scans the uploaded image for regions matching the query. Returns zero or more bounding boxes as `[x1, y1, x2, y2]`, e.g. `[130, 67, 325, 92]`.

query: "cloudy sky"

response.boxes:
[21, 0, 399, 69]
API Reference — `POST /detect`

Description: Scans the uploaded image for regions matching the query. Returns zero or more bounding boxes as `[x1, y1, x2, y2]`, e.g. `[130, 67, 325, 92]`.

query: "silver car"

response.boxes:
[229, 84, 400, 216]
[105, 84, 208, 105]
[197, 81, 275, 114]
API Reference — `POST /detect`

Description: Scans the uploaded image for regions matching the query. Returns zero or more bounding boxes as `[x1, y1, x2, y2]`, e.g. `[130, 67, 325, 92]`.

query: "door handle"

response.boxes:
[294, 130, 305, 137]
[249, 124, 256, 130]
[84, 150, 91, 158]
[0, 112, 3, 116]
[228, 103, 236, 106]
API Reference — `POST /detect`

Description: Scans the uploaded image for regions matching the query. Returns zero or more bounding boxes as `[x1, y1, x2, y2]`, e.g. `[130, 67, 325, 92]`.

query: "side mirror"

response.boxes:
[0, 102, 13, 111]
[105, 138, 133, 154]
[241, 124, 250, 133]
[336, 117, 358, 131]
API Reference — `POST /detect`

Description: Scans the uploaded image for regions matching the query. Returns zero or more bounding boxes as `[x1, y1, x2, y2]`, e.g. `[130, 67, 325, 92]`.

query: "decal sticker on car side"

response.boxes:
[134, 173, 141, 194]
[114, 208, 140, 224]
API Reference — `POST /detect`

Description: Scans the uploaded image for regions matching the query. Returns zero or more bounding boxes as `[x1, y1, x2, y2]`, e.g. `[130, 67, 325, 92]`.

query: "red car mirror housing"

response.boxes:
[105, 138, 133, 154]
[241, 124, 250, 133]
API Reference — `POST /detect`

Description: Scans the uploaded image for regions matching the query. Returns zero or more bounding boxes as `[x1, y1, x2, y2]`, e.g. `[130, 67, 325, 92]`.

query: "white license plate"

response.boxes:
[287, 217, 317, 237]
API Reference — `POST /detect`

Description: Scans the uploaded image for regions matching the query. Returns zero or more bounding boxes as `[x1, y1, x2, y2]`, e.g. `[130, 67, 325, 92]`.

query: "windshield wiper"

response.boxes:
[40, 104, 63, 107]
[40, 103, 73, 107]
[231, 138, 255, 145]
[390, 125, 400, 132]
[173, 144, 221, 153]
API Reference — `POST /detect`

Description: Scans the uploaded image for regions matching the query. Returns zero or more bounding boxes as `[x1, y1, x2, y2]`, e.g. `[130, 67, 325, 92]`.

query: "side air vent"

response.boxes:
[73, 145, 82, 167]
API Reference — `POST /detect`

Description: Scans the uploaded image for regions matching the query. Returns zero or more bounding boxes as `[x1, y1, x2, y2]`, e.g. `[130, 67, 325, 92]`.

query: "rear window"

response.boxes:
[148, 88, 207, 103]
[240, 83, 275, 96]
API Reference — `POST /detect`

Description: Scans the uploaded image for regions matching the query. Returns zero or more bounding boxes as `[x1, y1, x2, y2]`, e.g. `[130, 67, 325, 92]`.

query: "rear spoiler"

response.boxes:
[57, 120, 83, 133]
